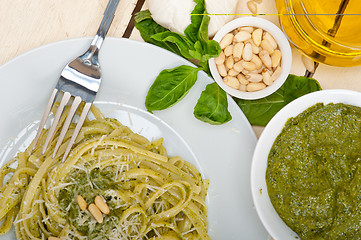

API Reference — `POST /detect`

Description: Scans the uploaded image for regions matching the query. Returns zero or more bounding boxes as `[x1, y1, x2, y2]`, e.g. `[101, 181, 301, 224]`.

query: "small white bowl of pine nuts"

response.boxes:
[209, 17, 292, 99]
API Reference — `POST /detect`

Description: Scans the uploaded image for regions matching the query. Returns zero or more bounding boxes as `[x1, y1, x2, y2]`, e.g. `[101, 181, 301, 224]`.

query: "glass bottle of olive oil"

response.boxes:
[276, 0, 361, 67]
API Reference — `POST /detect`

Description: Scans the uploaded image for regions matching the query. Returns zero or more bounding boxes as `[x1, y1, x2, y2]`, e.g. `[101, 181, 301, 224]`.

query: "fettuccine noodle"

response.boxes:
[0, 104, 210, 239]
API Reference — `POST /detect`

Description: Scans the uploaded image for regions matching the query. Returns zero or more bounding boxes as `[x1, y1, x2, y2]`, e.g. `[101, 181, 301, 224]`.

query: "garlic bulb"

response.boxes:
[148, 0, 239, 37]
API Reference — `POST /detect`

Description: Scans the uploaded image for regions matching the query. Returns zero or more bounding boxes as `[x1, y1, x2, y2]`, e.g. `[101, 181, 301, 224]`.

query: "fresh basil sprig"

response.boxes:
[234, 74, 322, 126]
[135, 0, 231, 125]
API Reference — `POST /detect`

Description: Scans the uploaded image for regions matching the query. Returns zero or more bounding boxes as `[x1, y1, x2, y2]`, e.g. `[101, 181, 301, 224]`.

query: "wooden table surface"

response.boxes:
[1, 1, 360, 239]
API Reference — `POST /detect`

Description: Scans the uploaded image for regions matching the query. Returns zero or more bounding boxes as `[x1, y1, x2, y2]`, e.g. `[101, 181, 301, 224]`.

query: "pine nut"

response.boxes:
[217, 64, 228, 77]
[242, 61, 257, 71]
[242, 69, 250, 75]
[225, 56, 234, 69]
[233, 61, 244, 72]
[246, 73, 263, 82]
[228, 69, 240, 76]
[247, 1, 257, 14]
[270, 66, 282, 81]
[247, 82, 266, 92]
[264, 32, 278, 49]
[223, 76, 240, 89]
[239, 84, 247, 91]
[302, 55, 315, 73]
[224, 45, 234, 57]
[256, 66, 265, 73]
[215, 51, 225, 65]
[233, 42, 244, 61]
[227, 68, 239, 77]
[249, 40, 260, 54]
[242, 43, 253, 61]
[252, 28, 263, 46]
[237, 74, 249, 85]
[259, 50, 272, 68]
[262, 70, 273, 85]
[260, 39, 274, 54]
[219, 33, 234, 49]
[232, 36, 238, 44]
[240, 26, 254, 33]
[235, 31, 252, 42]
[251, 54, 263, 69]
[95, 195, 110, 215]
[77, 195, 87, 211]
[88, 203, 104, 223]
[48, 237, 62, 240]
[271, 50, 282, 68]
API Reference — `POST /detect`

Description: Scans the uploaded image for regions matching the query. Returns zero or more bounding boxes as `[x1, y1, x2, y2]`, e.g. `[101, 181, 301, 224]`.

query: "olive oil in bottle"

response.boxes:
[276, 0, 361, 67]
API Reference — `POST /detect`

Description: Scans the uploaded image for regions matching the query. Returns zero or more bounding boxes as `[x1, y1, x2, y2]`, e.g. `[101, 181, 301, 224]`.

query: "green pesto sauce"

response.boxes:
[58, 165, 131, 239]
[266, 103, 361, 240]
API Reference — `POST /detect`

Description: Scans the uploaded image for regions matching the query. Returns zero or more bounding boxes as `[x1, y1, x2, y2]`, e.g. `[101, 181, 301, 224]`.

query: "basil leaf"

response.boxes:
[234, 74, 322, 126]
[134, 9, 153, 23]
[185, 0, 221, 62]
[189, 40, 221, 62]
[134, 10, 182, 57]
[284, 75, 323, 102]
[145, 65, 201, 112]
[183, 0, 221, 62]
[151, 32, 194, 59]
[194, 82, 232, 125]
[184, 0, 209, 43]
[234, 90, 287, 126]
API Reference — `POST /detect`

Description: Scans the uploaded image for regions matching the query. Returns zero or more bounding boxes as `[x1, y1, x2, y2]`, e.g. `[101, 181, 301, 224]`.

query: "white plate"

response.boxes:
[0, 38, 267, 239]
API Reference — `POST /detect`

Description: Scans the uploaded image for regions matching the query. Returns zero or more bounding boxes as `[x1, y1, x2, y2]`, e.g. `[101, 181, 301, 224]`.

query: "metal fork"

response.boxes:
[32, 0, 120, 161]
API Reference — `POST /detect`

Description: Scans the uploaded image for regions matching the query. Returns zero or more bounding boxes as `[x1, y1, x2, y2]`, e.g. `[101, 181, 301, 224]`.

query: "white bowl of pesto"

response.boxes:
[251, 89, 361, 240]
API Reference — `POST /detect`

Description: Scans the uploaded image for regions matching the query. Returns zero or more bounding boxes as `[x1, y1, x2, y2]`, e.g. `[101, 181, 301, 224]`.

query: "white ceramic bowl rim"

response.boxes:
[209, 17, 292, 100]
[251, 89, 361, 239]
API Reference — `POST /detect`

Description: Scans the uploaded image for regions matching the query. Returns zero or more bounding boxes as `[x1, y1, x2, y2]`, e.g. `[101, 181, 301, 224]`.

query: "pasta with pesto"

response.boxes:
[0, 104, 210, 240]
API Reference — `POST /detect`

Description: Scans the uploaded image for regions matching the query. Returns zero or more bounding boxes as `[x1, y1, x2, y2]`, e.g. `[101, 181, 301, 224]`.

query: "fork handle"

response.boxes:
[91, 0, 120, 49]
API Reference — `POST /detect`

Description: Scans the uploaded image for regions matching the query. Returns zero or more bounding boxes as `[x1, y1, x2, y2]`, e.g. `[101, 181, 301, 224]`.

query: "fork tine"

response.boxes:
[32, 89, 58, 151]
[62, 102, 92, 162]
[42, 91, 72, 154]
[52, 96, 82, 158]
